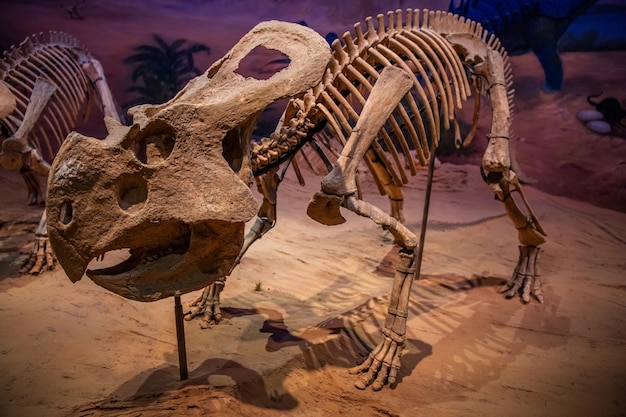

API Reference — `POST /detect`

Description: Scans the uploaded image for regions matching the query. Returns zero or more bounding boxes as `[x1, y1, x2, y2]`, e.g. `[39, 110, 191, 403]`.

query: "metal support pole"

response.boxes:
[174, 294, 188, 380]
[414, 141, 438, 279]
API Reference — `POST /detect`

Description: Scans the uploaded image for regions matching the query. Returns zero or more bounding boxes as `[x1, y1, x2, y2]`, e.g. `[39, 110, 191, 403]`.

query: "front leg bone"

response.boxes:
[186, 169, 280, 327]
[321, 66, 413, 197]
[488, 171, 546, 303]
[488, 170, 546, 247]
[81, 58, 124, 122]
[305, 67, 419, 390]
[184, 212, 276, 327]
[308, 66, 413, 225]
[21, 169, 43, 206]
[350, 249, 416, 390]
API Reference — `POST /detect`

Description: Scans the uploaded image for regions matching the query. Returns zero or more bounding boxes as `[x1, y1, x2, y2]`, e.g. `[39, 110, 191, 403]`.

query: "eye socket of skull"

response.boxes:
[130, 119, 176, 166]
[222, 112, 256, 184]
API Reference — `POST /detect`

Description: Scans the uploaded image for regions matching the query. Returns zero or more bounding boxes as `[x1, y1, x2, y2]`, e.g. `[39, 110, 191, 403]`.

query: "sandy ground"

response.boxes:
[1, 161, 625, 417]
[1, 1, 626, 417]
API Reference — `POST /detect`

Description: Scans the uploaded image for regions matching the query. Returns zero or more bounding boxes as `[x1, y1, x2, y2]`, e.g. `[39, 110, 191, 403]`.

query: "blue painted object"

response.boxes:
[449, 0, 598, 91]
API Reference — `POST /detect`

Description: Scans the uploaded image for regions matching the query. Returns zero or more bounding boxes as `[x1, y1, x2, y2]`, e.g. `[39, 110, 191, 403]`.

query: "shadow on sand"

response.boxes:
[70, 268, 571, 415]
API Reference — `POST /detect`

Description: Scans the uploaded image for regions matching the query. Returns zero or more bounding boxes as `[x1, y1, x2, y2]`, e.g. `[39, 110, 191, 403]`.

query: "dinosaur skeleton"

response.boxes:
[46, 10, 547, 391]
[190, 9, 546, 322]
[0, 31, 122, 273]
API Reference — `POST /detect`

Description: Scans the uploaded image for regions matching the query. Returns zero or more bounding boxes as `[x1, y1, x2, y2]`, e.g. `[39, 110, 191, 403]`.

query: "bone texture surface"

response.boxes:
[46, 21, 331, 300]
[47, 10, 547, 391]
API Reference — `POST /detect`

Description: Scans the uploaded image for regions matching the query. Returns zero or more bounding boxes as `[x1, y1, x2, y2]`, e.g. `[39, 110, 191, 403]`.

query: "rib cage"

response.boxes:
[0, 31, 95, 162]
[251, 9, 515, 196]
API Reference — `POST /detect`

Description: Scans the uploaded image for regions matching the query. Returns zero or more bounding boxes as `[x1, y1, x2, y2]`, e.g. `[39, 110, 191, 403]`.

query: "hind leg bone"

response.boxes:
[307, 66, 419, 390]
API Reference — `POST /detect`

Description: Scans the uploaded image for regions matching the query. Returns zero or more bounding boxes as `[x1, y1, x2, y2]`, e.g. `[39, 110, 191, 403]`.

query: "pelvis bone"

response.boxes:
[46, 21, 331, 301]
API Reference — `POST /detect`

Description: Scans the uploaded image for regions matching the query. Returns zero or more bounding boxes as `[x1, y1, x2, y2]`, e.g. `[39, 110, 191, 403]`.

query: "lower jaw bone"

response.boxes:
[88, 252, 219, 302]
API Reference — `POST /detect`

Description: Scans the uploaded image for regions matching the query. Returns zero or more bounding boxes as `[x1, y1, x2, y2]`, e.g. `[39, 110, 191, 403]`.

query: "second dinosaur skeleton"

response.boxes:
[0, 31, 122, 273]
[46, 10, 546, 391]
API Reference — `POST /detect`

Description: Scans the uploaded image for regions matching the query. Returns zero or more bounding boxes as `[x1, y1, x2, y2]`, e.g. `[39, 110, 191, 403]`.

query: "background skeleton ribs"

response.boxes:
[0, 31, 95, 163]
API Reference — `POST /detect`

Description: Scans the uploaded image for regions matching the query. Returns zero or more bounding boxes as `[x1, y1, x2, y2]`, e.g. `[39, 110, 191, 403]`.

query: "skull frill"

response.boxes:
[45, 21, 331, 301]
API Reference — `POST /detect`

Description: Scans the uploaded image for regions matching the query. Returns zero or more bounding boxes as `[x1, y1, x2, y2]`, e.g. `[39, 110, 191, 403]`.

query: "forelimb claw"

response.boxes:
[350, 328, 405, 390]
[20, 212, 55, 275]
[20, 236, 55, 275]
[500, 245, 543, 303]
[185, 278, 225, 328]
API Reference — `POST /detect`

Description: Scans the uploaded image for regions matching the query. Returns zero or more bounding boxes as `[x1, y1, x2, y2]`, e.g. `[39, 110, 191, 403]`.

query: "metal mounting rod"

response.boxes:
[413, 142, 438, 279]
[174, 295, 188, 380]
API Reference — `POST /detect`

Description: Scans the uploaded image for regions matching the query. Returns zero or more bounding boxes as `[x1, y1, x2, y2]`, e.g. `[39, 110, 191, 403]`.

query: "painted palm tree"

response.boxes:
[124, 35, 210, 107]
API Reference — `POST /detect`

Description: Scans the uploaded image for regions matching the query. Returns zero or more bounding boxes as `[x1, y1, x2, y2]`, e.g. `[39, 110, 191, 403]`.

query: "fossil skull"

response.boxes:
[46, 21, 331, 301]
